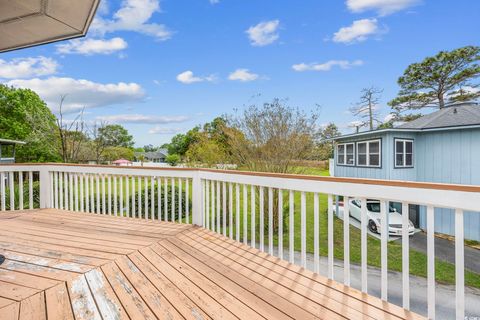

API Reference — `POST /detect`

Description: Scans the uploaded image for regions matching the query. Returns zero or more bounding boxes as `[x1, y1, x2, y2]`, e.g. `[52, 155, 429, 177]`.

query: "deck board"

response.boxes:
[0, 209, 426, 320]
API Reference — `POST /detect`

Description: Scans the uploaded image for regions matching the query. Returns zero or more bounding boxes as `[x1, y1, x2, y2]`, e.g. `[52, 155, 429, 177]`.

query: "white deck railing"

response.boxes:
[1, 163, 478, 319]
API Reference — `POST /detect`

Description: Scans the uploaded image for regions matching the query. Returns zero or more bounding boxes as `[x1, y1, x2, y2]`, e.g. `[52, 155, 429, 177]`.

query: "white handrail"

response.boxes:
[0, 163, 475, 319]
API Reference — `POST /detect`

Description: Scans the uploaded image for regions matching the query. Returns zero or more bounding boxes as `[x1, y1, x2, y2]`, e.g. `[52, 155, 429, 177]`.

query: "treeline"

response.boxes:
[0, 85, 136, 163]
[161, 99, 339, 172]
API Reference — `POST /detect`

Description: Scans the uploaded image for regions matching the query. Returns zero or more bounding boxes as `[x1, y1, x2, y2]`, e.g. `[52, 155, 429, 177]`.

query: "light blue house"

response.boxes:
[331, 102, 480, 241]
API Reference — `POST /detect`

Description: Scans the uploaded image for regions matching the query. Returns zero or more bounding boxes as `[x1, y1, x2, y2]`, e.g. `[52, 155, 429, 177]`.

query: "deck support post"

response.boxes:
[192, 172, 203, 226]
[39, 167, 52, 209]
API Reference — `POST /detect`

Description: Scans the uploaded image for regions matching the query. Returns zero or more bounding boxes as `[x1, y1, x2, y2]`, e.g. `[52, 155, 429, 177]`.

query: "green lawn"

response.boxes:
[87, 168, 480, 288]
[212, 167, 480, 289]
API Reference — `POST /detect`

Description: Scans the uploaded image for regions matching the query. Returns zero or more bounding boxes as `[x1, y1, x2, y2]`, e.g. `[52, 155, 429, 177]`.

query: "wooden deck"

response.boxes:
[0, 209, 425, 320]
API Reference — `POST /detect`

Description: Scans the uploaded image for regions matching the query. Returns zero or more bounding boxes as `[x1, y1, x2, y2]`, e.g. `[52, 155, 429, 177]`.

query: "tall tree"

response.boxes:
[98, 124, 134, 148]
[350, 87, 383, 130]
[317, 123, 341, 160]
[225, 98, 320, 174]
[0, 85, 60, 162]
[389, 46, 480, 112]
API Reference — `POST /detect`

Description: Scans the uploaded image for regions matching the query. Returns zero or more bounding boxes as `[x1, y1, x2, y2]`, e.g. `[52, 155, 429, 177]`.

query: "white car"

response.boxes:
[347, 199, 415, 236]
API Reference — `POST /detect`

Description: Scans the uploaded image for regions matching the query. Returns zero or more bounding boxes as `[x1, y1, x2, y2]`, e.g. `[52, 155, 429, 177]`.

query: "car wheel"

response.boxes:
[368, 220, 378, 233]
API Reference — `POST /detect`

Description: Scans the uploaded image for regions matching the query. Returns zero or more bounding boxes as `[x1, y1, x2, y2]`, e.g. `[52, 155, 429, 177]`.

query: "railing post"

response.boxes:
[39, 167, 51, 209]
[191, 171, 203, 226]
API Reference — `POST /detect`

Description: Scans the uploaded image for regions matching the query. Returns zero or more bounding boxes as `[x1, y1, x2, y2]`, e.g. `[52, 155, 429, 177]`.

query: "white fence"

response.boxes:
[1, 163, 478, 319]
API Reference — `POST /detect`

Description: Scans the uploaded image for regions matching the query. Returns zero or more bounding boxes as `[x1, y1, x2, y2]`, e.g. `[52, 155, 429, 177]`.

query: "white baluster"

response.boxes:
[186, 178, 190, 224]
[313, 192, 319, 273]
[151, 176, 155, 220]
[228, 182, 233, 238]
[171, 178, 175, 222]
[401, 202, 409, 308]
[380, 199, 388, 301]
[260, 187, 265, 252]
[278, 189, 283, 260]
[361, 197, 368, 293]
[19, 172, 24, 210]
[268, 187, 273, 255]
[455, 208, 465, 320]
[327, 194, 334, 279]
[144, 176, 148, 219]
[96, 175, 100, 214]
[427, 205, 435, 319]
[243, 184, 248, 244]
[250, 184, 255, 248]
[137, 176, 142, 218]
[289, 190, 295, 264]
[344, 196, 350, 286]
[29, 171, 33, 209]
[235, 183, 240, 242]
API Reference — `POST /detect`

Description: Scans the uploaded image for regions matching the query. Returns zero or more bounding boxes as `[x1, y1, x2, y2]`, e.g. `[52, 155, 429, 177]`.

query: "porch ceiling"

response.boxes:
[0, 0, 99, 53]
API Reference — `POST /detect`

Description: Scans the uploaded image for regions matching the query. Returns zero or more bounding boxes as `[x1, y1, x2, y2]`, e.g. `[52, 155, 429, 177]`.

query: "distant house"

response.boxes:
[0, 138, 25, 164]
[134, 149, 168, 163]
[331, 102, 480, 241]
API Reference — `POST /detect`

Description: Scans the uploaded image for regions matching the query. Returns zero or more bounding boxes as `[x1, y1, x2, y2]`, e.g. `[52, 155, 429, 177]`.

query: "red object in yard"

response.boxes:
[112, 158, 132, 165]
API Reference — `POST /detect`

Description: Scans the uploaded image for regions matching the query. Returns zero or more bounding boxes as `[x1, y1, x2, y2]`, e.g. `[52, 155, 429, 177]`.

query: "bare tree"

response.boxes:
[225, 99, 321, 232]
[350, 87, 383, 130]
[55, 95, 88, 163]
[89, 121, 108, 163]
[226, 98, 320, 174]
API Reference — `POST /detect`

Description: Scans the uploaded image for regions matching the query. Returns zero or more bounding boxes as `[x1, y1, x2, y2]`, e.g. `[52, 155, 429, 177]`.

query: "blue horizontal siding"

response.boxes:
[334, 128, 480, 241]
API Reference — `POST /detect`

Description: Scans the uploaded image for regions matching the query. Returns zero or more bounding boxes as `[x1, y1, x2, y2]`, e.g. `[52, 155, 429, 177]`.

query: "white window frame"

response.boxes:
[336, 142, 355, 166]
[394, 138, 414, 168]
[356, 139, 381, 168]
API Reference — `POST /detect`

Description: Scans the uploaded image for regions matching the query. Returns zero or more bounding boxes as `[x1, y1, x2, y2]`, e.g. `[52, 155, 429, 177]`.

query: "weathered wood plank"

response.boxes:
[68, 275, 102, 320]
[152, 241, 291, 320]
[0, 250, 92, 273]
[179, 231, 382, 320]
[140, 246, 239, 320]
[127, 251, 212, 320]
[0, 300, 20, 320]
[0, 242, 106, 267]
[84, 268, 129, 320]
[0, 280, 39, 301]
[0, 269, 60, 290]
[0, 259, 80, 282]
[18, 292, 46, 320]
[45, 283, 75, 320]
[115, 256, 183, 319]
[101, 262, 156, 320]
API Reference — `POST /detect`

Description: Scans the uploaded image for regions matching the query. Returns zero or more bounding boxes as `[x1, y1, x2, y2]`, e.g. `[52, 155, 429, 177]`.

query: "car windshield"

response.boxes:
[366, 202, 395, 213]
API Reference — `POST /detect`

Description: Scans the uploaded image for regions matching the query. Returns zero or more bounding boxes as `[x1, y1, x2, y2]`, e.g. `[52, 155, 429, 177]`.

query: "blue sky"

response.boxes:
[0, 0, 479, 147]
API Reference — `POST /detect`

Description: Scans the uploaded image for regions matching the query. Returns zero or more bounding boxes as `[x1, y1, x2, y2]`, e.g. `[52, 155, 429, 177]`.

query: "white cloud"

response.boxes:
[149, 126, 184, 134]
[346, 0, 419, 16]
[246, 20, 280, 46]
[333, 18, 384, 44]
[91, 0, 172, 41]
[176, 71, 215, 84]
[96, 114, 189, 124]
[0, 57, 58, 79]
[228, 69, 259, 82]
[209, 0, 220, 4]
[292, 60, 364, 72]
[56, 37, 128, 55]
[6, 77, 145, 113]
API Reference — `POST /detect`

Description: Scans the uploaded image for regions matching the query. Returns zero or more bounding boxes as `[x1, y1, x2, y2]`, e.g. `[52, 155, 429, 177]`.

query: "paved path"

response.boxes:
[395, 231, 480, 274]
[276, 247, 480, 320]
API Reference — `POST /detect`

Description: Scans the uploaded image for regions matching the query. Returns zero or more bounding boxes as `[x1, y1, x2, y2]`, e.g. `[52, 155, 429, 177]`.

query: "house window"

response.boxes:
[395, 139, 413, 168]
[337, 143, 355, 166]
[356, 139, 381, 167]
